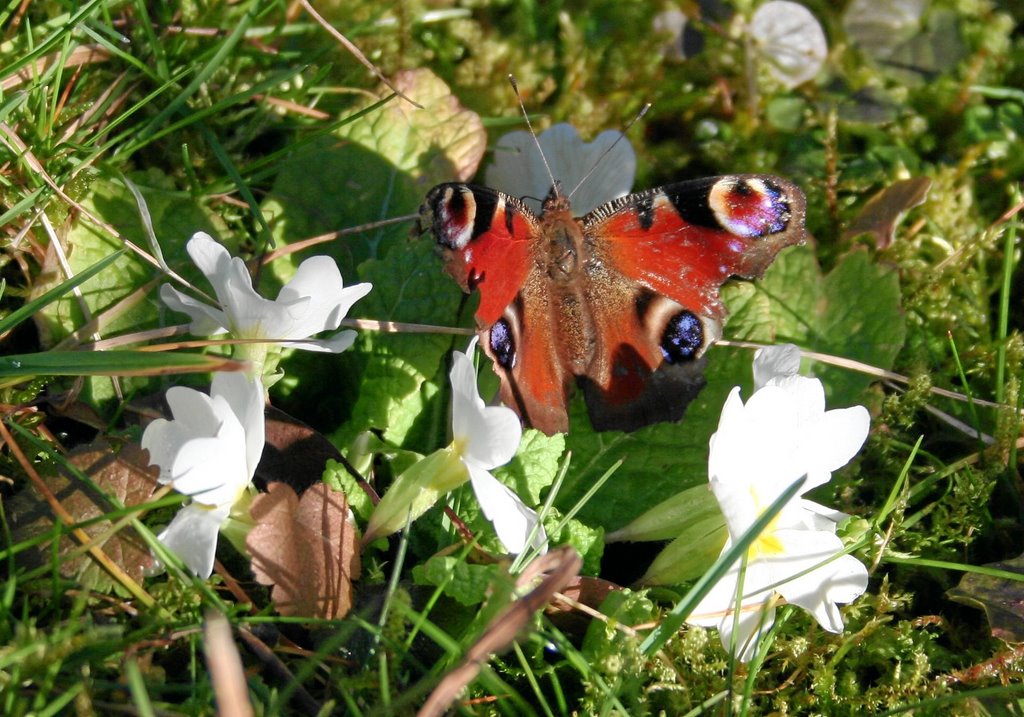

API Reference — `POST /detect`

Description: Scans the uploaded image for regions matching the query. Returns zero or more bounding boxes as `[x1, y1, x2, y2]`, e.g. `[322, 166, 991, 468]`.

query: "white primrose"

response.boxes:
[687, 345, 870, 662]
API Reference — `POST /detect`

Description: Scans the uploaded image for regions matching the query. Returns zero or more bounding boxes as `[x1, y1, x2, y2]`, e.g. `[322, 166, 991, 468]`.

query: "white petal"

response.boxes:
[158, 502, 230, 578]
[462, 405, 521, 470]
[770, 530, 868, 632]
[753, 344, 801, 389]
[450, 349, 521, 469]
[484, 124, 635, 215]
[716, 597, 777, 663]
[794, 499, 847, 530]
[284, 330, 359, 353]
[186, 232, 232, 281]
[546, 126, 636, 216]
[716, 385, 806, 492]
[468, 464, 547, 555]
[141, 417, 195, 483]
[277, 257, 371, 336]
[159, 284, 229, 336]
[142, 386, 220, 481]
[211, 372, 265, 477]
[800, 405, 870, 490]
[184, 233, 270, 337]
[484, 130, 551, 213]
[687, 557, 778, 663]
[169, 431, 249, 506]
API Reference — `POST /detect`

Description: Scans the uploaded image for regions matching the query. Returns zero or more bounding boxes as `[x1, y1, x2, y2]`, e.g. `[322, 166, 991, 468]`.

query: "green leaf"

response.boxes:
[497, 429, 566, 505]
[0, 250, 123, 336]
[258, 134, 419, 282]
[606, 484, 721, 543]
[363, 446, 467, 543]
[548, 511, 605, 576]
[331, 238, 467, 450]
[640, 515, 728, 585]
[36, 170, 220, 345]
[412, 555, 509, 607]
[337, 68, 486, 188]
[815, 250, 905, 405]
[260, 68, 485, 287]
[33, 170, 221, 404]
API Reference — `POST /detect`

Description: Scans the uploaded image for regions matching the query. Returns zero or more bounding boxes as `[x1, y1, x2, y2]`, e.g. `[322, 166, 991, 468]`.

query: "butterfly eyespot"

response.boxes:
[432, 186, 477, 250]
[488, 319, 516, 369]
[709, 177, 791, 239]
[660, 310, 704, 363]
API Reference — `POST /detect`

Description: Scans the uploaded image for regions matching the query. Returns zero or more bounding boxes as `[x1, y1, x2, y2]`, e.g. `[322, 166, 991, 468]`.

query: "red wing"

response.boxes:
[422, 182, 574, 433]
[483, 284, 575, 435]
[581, 175, 807, 320]
[421, 183, 537, 326]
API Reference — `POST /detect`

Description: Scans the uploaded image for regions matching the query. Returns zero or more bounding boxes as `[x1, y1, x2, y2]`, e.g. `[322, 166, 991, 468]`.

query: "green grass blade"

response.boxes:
[0, 350, 245, 378]
[0, 249, 124, 335]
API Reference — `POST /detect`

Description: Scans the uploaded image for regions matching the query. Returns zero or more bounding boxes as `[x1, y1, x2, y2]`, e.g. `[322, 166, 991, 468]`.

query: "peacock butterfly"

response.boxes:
[419, 159, 807, 435]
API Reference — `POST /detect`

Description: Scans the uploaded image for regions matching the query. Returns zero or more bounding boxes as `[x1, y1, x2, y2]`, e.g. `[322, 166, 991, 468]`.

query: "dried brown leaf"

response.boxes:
[948, 553, 1024, 643]
[247, 483, 361, 618]
[841, 176, 932, 249]
[8, 439, 159, 591]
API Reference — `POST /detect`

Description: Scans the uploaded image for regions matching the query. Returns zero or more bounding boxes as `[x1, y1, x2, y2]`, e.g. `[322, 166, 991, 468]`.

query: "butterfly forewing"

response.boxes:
[424, 183, 536, 326]
[582, 175, 807, 321]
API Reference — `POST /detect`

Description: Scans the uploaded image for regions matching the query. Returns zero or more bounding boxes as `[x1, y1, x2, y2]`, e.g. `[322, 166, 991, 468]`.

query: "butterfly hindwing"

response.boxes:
[574, 175, 807, 429]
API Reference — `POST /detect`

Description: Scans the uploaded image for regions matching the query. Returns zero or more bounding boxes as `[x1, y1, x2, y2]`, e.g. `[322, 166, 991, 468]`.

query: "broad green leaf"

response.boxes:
[497, 429, 566, 505]
[260, 68, 485, 288]
[547, 511, 605, 576]
[337, 68, 486, 188]
[412, 556, 508, 607]
[259, 135, 419, 282]
[0, 250, 122, 336]
[330, 238, 467, 450]
[35, 170, 220, 345]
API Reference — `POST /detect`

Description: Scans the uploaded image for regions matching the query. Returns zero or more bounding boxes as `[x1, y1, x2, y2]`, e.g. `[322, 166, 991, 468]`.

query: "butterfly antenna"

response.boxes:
[566, 102, 651, 202]
[508, 75, 560, 198]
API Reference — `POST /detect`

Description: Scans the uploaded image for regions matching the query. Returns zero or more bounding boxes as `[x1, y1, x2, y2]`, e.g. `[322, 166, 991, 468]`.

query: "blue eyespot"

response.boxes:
[489, 319, 515, 368]
[660, 311, 703, 363]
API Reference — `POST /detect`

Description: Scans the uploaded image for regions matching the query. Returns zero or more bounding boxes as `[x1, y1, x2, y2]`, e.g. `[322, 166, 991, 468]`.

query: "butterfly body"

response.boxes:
[421, 175, 807, 435]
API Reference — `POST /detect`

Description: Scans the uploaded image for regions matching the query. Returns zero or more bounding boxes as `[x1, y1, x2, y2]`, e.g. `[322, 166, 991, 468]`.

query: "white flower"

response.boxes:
[686, 344, 870, 662]
[451, 338, 548, 555]
[142, 372, 265, 578]
[161, 232, 372, 353]
[749, 1, 828, 89]
[484, 123, 636, 216]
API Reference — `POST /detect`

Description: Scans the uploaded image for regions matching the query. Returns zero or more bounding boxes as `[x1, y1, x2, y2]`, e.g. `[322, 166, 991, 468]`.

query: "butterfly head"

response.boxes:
[541, 180, 573, 216]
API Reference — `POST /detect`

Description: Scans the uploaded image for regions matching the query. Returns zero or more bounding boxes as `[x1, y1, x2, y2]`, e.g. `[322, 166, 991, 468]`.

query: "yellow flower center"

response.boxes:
[746, 485, 785, 559]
